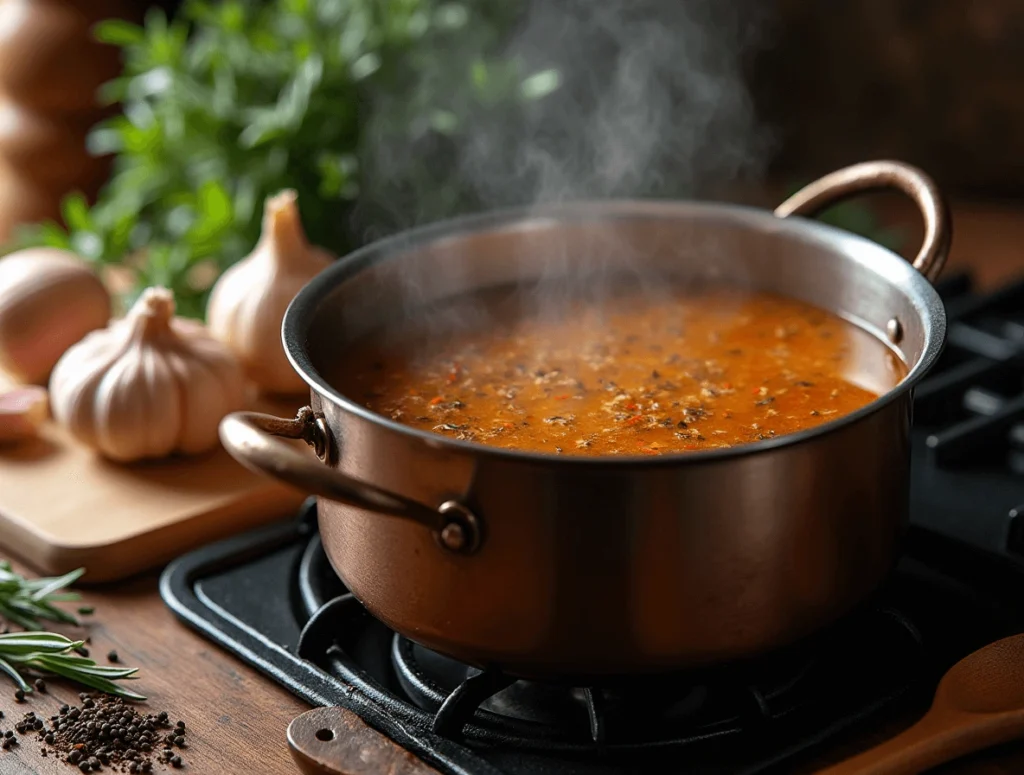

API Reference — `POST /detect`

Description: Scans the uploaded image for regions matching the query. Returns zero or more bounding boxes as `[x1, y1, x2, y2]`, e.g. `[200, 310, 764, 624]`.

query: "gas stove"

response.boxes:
[161, 270, 1024, 775]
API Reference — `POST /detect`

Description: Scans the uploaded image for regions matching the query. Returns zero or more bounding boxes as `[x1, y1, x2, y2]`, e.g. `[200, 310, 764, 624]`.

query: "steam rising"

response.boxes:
[344, 0, 773, 345]
[463, 0, 769, 209]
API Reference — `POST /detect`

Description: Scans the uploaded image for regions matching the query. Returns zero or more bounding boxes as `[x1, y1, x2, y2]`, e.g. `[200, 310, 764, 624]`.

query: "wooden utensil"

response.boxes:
[817, 633, 1024, 774]
[288, 706, 441, 775]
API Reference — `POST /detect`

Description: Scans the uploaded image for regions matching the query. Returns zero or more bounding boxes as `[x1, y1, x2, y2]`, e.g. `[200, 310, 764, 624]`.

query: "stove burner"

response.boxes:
[292, 532, 925, 750]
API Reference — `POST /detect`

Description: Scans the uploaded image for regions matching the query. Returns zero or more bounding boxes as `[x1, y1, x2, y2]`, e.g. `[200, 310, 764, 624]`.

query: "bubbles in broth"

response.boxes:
[332, 284, 906, 457]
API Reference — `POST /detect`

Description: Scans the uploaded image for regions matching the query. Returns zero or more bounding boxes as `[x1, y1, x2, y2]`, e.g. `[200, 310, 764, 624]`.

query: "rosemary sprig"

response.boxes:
[0, 561, 84, 630]
[0, 632, 145, 701]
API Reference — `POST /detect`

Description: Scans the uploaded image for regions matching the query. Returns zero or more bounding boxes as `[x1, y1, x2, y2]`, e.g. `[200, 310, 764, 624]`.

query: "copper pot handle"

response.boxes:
[774, 160, 952, 283]
[219, 408, 481, 554]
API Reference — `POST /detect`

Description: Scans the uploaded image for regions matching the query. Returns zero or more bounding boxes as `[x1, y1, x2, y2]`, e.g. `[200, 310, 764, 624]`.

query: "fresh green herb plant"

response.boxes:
[6, 0, 557, 318]
[0, 562, 84, 630]
[0, 632, 144, 700]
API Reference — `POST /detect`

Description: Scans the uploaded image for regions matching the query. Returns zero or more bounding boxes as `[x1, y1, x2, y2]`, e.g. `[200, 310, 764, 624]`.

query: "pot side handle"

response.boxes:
[774, 160, 952, 283]
[219, 407, 481, 554]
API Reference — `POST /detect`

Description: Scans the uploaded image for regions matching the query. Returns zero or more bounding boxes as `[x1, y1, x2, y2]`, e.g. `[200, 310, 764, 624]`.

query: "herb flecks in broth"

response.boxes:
[335, 287, 906, 457]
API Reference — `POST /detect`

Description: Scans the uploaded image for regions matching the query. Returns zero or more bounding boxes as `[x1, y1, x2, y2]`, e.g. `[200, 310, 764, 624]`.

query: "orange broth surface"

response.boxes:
[333, 286, 907, 457]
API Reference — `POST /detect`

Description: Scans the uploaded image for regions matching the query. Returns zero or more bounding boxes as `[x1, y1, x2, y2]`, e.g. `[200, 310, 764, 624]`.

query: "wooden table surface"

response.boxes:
[2, 199, 1024, 775]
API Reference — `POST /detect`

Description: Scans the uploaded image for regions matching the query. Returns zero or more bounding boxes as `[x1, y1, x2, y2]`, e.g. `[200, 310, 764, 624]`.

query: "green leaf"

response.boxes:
[61, 194, 92, 232]
[26, 657, 146, 701]
[429, 110, 458, 135]
[0, 600, 40, 630]
[351, 52, 381, 81]
[32, 655, 139, 680]
[0, 657, 31, 693]
[29, 568, 85, 602]
[435, 4, 469, 30]
[520, 68, 561, 100]
[94, 19, 146, 46]
[0, 634, 79, 653]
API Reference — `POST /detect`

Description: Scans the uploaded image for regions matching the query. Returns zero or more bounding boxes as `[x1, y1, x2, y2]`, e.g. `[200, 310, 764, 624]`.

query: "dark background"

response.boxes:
[144, 0, 1024, 201]
[750, 0, 1024, 199]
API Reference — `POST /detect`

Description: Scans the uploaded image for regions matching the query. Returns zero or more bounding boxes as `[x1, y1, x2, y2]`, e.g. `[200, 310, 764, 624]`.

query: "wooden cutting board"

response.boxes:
[0, 371, 309, 583]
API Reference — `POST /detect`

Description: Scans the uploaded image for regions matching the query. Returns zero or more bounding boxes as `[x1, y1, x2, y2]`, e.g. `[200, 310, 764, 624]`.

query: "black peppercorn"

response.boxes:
[33, 678, 46, 693]
[13, 688, 24, 702]
[107, 650, 119, 663]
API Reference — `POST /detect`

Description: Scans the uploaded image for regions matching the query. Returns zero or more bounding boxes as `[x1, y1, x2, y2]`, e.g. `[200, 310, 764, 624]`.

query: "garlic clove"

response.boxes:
[0, 385, 48, 443]
[163, 317, 247, 454]
[93, 342, 182, 462]
[206, 190, 333, 396]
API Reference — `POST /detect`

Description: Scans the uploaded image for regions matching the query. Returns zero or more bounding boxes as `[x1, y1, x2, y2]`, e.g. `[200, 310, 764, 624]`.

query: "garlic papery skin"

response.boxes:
[206, 189, 333, 396]
[0, 248, 112, 384]
[0, 385, 48, 443]
[49, 287, 246, 462]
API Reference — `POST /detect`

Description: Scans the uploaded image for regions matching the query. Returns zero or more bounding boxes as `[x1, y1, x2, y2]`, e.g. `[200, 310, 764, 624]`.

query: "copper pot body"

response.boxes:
[221, 161, 950, 679]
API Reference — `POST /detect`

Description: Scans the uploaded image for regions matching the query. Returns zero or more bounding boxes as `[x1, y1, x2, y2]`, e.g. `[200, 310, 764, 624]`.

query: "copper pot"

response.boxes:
[220, 160, 951, 679]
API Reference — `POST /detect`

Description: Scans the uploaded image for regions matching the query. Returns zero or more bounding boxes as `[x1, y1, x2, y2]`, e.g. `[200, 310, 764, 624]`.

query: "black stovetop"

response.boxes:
[161, 270, 1024, 775]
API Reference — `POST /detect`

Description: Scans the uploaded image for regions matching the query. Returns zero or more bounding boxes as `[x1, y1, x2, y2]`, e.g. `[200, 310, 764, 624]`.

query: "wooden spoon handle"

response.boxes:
[288, 706, 442, 775]
[816, 711, 1024, 775]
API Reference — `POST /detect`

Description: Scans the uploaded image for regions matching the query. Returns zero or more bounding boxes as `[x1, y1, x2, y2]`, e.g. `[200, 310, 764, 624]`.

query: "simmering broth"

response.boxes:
[332, 285, 906, 456]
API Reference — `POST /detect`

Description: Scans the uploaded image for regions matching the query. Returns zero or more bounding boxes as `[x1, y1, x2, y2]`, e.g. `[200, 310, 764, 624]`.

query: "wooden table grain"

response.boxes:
[0, 563, 308, 774]
[2, 200, 1024, 774]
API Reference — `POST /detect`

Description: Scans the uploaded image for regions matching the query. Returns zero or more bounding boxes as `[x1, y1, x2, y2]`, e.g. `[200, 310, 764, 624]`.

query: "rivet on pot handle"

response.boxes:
[219, 408, 482, 554]
[774, 160, 952, 283]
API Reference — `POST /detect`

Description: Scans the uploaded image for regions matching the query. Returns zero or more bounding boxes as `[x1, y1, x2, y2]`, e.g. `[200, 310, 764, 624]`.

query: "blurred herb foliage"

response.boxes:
[784, 182, 905, 253]
[6, 0, 558, 318]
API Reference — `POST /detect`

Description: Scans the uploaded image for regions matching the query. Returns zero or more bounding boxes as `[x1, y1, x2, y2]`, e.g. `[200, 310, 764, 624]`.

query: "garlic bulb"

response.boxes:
[49, 287, 246, 462]
[207, 190, 333, 395]
[0, 248, 111, 384]
[0, 385, 48, 443]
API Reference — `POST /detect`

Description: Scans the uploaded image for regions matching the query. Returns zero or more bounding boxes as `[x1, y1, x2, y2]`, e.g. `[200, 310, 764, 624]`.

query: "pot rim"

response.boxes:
[283, 198, 947, 468]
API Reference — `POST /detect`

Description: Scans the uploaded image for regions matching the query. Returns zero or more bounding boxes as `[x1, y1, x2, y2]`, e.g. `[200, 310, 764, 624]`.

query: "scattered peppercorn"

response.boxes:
[33, 678, 46, 693]
[15, 693, 188, 770]
[13, 689, 24, 702]
[107, 650, 119, 663]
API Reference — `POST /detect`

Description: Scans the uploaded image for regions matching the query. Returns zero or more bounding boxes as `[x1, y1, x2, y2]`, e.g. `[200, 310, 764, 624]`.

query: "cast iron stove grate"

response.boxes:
[162, 499, 1024, 775]
[161, 270, 1024, 774]
[909, 271, 1024, 556]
